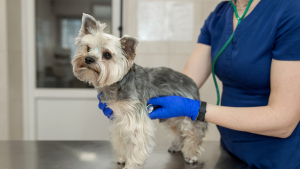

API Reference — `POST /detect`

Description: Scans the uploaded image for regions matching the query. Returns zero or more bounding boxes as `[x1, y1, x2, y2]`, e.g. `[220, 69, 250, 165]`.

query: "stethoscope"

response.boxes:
[212, 0, 253, 105]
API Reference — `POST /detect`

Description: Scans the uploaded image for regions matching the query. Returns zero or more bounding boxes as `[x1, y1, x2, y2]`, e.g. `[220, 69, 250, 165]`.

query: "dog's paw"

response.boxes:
[117, 157, 126, 165]
[168, 146, 181, 153]
[184, 156, 198, 164]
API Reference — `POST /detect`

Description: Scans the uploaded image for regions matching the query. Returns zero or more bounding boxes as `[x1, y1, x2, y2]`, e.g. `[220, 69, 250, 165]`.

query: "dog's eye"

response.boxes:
[103, 52, 112, 60]
[87, 46, 90, 52]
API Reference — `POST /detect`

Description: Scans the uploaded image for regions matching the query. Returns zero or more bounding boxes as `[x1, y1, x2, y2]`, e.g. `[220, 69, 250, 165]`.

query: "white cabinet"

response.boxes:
[37, 98, 109, 140]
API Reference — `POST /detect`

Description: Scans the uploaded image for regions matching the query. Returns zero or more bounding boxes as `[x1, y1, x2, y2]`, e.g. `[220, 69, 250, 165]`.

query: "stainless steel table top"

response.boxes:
[0, 141, 250, 169]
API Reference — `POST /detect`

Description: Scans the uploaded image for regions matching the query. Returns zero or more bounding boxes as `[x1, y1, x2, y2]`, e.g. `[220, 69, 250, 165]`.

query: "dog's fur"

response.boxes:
[72, 13, 208, 169]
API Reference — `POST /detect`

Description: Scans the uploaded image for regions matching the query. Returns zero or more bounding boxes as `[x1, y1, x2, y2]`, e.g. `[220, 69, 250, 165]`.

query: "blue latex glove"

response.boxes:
[97, 93, 113, 119]
[147, 96, 200, 121]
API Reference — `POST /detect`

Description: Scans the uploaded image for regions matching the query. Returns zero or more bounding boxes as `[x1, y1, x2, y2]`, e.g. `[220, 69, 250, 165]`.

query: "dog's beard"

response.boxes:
[72, 56, 100, 86]
[72, 55, 132, 87]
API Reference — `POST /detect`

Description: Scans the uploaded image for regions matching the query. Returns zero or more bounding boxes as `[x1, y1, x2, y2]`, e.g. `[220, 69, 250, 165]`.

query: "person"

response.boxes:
[98, 0, 300, 168]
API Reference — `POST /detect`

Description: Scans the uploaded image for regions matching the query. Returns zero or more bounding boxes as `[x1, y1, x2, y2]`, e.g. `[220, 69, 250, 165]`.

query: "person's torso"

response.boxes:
[206, 1, 300, 168]
[210, 0, 281, 107]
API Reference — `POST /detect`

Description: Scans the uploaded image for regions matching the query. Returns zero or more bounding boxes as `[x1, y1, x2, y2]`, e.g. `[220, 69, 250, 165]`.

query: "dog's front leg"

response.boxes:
[110, 102, 156, 169]
[110, 128, 126, 165]
[124, 104, 156, 169]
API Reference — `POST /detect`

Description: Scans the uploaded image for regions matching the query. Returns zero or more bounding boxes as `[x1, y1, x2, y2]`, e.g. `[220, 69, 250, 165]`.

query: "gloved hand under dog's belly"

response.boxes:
[147, 96, 201, 121]
[98, 93, 201, 121]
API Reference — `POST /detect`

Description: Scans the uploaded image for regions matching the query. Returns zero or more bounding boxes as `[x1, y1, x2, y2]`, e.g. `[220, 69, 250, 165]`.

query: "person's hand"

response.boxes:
[98, 93, 113, 119]
[147, 96, 200, 121]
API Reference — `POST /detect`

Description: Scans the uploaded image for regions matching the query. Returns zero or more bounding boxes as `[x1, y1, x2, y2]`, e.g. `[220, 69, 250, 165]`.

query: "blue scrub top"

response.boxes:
[198, 0, 300, 168]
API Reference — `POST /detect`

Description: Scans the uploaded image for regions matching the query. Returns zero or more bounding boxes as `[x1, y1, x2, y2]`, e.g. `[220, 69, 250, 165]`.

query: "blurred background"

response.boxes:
[0, 0, 223, 141]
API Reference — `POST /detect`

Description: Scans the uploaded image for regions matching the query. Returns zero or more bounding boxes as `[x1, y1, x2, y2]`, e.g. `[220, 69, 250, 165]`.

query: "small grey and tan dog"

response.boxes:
[72, 13, 208, 169]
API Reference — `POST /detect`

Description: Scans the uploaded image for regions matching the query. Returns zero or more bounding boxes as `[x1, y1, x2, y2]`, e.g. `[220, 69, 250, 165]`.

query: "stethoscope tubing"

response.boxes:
[211, 0, 253, 105]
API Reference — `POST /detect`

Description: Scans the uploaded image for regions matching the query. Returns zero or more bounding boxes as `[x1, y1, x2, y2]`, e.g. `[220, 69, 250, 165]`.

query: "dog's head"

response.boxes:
[72, 13, 139, 87]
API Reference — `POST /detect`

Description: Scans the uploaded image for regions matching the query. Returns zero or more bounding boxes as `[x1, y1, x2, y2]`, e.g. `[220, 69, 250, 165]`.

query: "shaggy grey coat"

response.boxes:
[99, 63, 200, 104]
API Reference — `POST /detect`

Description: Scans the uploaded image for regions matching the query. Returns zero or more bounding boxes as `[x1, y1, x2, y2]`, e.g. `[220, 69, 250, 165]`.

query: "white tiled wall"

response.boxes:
[124, 0, 223, 141]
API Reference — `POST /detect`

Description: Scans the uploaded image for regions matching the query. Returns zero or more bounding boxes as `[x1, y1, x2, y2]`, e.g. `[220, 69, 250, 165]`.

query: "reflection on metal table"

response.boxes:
[0, 141, 250, 169]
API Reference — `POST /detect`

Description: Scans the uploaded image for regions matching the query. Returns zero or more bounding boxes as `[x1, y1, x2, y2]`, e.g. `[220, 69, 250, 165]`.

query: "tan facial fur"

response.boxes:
[72, 13, 139, 88]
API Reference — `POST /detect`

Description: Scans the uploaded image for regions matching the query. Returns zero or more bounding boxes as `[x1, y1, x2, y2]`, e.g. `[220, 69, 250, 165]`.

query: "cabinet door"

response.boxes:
[37, 98, 110, 140]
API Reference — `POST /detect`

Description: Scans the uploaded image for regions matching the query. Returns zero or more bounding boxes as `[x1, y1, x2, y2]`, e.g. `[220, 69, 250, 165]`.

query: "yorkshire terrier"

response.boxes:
[72, 13, 208, 169]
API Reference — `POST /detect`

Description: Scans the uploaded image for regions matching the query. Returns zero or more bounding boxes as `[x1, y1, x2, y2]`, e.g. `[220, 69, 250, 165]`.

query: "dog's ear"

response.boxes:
[120, 35, 139, 60]
[80, 13, 99, 35]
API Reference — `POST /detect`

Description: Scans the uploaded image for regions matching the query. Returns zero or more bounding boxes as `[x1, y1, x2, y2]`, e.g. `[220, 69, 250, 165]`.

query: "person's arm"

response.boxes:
[183, 43, 212, 89]
[205, 60, 300, 138]
[148, 60, 300, 138]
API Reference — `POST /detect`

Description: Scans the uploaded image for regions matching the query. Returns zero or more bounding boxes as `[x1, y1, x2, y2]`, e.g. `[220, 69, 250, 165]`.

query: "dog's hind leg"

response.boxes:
[180, 118, 204, 164]
[168, 131, 183, 153]
[165, 118, 184, 153]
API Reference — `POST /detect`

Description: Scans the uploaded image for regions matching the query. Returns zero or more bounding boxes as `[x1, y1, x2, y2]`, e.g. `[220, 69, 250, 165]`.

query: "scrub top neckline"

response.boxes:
[228, 0, 274, 39]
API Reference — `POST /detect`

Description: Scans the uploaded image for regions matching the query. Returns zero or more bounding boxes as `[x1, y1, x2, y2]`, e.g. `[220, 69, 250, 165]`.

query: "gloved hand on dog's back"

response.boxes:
[98, 93, 113, 119]
[147, 96, 201, 121]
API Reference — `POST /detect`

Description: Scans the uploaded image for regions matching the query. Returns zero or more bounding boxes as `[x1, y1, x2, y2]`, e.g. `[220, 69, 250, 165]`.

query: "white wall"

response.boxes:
[0, 0, 24, 140]
[0, 0, 9, 140]
[7, 0, 23, 140]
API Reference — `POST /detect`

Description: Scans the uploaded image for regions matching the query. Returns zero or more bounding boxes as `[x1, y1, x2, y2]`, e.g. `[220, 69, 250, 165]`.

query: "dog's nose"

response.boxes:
[85, 57, 95, 64]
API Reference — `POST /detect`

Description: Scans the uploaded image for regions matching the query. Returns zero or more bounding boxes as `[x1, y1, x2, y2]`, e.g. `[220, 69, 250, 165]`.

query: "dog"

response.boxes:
[72, 13, 208, 169]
